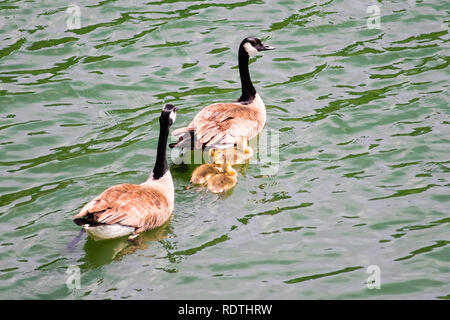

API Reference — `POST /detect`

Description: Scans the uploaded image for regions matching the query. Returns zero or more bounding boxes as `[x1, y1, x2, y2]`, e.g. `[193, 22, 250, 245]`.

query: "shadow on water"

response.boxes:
[78, 217, 173, 270]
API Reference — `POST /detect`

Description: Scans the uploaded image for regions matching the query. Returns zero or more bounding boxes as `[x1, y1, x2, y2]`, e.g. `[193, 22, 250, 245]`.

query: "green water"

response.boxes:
[0, 0, 449, 300]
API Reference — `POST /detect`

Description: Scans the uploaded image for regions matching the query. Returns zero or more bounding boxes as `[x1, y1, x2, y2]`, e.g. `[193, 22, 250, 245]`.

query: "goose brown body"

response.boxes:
[72, 104, 177, 240]
[171, 37, 274, 150]
[72, 173, 174, 236]
[172, 94, 266, 149]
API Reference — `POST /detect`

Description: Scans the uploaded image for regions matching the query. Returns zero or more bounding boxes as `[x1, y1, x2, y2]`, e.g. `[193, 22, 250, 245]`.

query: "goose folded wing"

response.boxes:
[192, 104, 261, 146]
[72, 184, 171, 232]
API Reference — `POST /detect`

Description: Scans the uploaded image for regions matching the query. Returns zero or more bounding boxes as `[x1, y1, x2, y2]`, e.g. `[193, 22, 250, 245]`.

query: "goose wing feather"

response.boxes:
[72, 183, 171, 233]
[190, 103, 262, 147]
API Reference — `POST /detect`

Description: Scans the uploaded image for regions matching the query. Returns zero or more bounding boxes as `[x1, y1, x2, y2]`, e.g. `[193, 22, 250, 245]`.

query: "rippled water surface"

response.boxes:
[1, 0, 449, 299]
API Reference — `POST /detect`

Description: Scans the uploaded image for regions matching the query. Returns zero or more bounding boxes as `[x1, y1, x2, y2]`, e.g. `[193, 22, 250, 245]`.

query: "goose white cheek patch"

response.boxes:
[169, 111, 176, 123]
[243, 42, 258, 56]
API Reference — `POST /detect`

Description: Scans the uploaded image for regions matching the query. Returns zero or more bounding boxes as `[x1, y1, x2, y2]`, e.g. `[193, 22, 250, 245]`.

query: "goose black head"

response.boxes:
[160, 104, 177, 126]
[240, 37, 275, 56]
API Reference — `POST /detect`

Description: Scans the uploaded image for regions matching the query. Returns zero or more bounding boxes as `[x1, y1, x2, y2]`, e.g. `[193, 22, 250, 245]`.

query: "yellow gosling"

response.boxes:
[191, 163, 222, 185]
[207, 164, 238, 193]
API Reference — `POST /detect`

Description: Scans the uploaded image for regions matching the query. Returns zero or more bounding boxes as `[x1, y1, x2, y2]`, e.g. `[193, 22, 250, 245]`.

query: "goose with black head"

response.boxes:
[170, 37, 275, 155]
[72, 104, 177, 240]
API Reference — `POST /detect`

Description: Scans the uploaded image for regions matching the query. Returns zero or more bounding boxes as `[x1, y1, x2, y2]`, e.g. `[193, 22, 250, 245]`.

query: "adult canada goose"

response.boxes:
[72, 104, 177, 240]
[170, 37, 274, 157]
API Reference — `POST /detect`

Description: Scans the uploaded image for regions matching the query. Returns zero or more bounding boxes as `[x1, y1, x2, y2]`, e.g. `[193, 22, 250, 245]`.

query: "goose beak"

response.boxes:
[261, 45, 275, 51]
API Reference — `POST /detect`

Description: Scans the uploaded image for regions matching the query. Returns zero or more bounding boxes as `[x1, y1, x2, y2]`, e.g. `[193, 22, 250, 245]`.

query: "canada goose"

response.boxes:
[209, 144, 251, 165]
[191, 163, 238, 193]
[190, 141, 252, 193]
[207, 164, 238, 194]
[170, 37, 274, 158]
[191, 163, 222, 185]
[72, 104, 177, 241]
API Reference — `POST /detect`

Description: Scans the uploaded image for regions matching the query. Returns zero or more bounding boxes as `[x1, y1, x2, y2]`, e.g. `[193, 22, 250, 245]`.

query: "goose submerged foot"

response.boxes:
[128, 233, 139, 241]
[236, 136, 253, 160]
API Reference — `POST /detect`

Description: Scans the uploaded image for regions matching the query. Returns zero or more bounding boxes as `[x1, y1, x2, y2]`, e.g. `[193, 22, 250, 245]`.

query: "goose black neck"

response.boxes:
[237, 45, 256, 104]
[152, 117, 170, 180]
